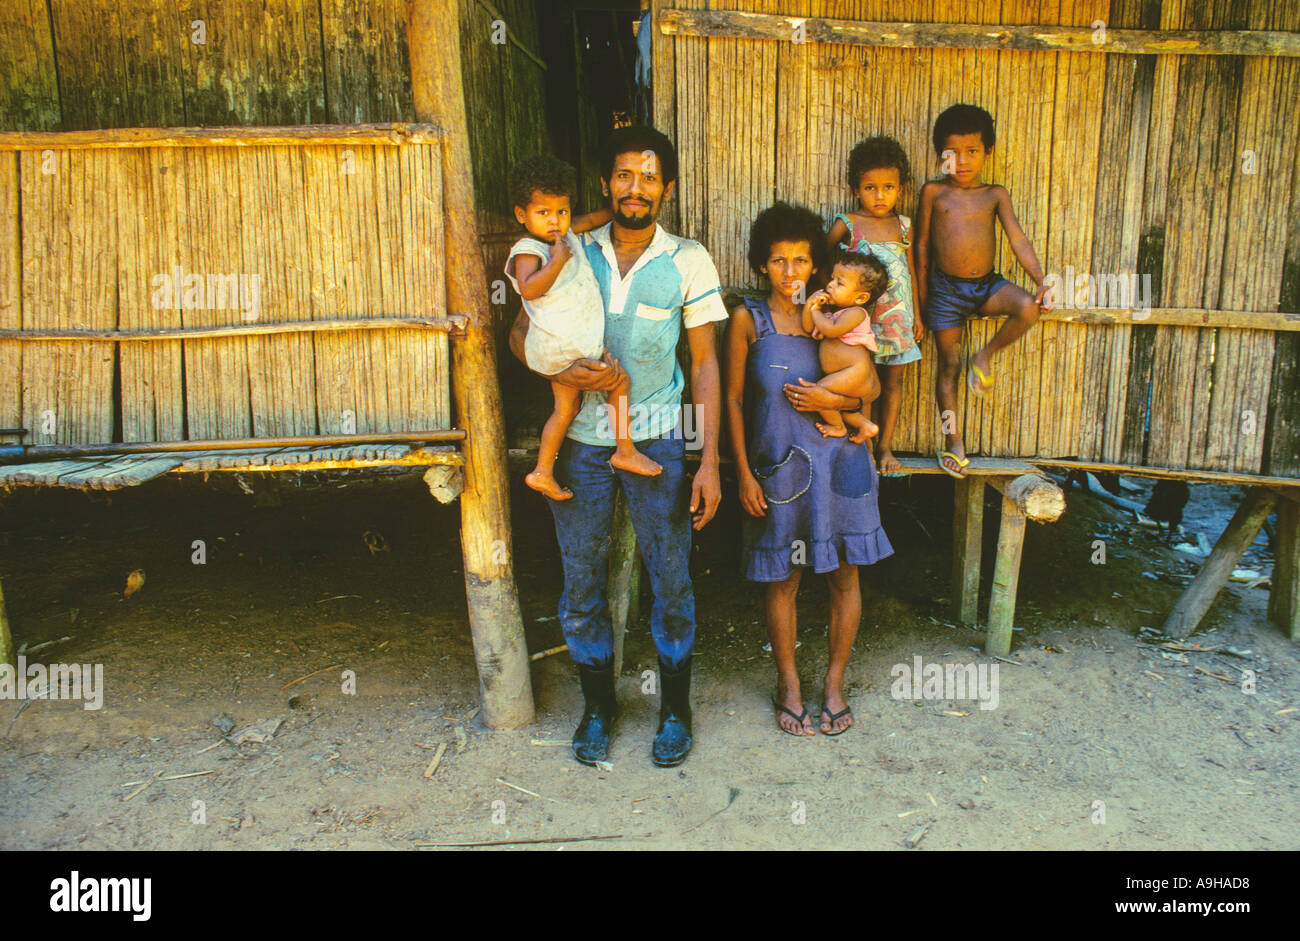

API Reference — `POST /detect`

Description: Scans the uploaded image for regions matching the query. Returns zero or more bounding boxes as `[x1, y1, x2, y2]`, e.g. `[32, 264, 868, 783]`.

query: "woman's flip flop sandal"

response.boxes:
[821, 703, 853, 736]
[772, 698, 811, 736]
[937, 450, 970, 479]
[968, 362, 994, 397]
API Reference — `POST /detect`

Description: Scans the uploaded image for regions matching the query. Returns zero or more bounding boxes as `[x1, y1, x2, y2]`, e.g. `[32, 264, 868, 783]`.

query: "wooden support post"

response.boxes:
[0, 576, 13, 668]
[1163, 487, 1277, 639]
[607, 489, 639, 677]
[985, 495, 1027, 657]
[952, 477, 984, 625]
[409, 0, 534, 729]
[1270, 497, 1299, 642]
[983, 474, 1065, 656]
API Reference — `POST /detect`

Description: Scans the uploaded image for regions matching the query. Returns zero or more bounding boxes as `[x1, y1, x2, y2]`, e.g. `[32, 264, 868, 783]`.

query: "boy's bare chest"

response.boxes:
[933, 189, 996, 225]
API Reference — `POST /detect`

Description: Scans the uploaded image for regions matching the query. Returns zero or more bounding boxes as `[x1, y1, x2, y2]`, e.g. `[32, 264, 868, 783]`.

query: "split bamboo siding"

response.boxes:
[652, 0, 1300, 477]
[0, 127, 450, 446]
[0, 0, 550, 336]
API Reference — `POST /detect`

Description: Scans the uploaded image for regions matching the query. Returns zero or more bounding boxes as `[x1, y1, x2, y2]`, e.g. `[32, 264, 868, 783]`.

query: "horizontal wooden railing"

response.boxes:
[659, 9, 1300, 57]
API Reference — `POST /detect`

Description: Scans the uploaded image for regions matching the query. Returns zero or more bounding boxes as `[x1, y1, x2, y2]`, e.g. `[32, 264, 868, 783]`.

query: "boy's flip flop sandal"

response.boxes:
[968, 362, 994, 397]
[937, 450, 970, 479]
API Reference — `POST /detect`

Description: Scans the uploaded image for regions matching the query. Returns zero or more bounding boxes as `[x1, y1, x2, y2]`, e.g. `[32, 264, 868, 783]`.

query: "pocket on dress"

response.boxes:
[753, 445, 813, 504]
[830, 441, 873, 498]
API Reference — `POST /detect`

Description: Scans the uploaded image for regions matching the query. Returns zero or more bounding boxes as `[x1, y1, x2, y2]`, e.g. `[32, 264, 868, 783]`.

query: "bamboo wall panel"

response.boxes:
[239, 146, 318, 437]
[48, 1, 189, 129]
[654, 0, 1300, 477]
[320, 0, 413, 124]
[2, 137, 450, 447]
[19, 151, 118, 444]
[115, 148, 187, 442]
[0, 0, 60, 131]
[179, 0, 328, 126]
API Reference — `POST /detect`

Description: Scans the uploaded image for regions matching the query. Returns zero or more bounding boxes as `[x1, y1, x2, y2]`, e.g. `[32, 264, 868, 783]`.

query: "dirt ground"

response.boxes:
[0, 462, 1295, 851]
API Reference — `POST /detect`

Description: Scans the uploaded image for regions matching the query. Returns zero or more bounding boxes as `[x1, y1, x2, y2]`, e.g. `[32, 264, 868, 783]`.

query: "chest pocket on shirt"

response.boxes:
[635, 302, 671, 321]
[628, 302, 676, 363]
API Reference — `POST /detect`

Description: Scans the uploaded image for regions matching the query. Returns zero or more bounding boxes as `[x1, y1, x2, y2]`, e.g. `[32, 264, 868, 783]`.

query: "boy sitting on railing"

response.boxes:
[916, 104, 1053, 478]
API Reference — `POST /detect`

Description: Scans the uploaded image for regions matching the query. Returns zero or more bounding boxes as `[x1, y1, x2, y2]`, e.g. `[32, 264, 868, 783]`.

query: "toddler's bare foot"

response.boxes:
[878, 448, 901, 474]
[526, 469, 573, 500]
[815, 421, 848, 438]
[609, 449, 662, 477]
[847, 421, 878, 447]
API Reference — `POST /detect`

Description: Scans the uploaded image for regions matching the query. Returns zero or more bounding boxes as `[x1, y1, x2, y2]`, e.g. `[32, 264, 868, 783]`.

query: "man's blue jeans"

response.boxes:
[547, 434, 695, 670]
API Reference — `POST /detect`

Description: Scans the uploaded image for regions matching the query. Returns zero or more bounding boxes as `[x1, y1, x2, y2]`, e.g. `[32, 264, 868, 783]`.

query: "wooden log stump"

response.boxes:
[984, 474, 1065, 656]
[952, 477, 984, 626]
[1270, 496, 1299, 642]
[409, 0, 533, 729]
[1163, 487, 1277, 639]
[423, 464, 464, 505]
[990, 473, 1067, 522]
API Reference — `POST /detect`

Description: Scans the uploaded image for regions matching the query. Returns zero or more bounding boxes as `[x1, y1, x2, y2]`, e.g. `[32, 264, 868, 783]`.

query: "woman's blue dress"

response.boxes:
[740, 297, 894, 582]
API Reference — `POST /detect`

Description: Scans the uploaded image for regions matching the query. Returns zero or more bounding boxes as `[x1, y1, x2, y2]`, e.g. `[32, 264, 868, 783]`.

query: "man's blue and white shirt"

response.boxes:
[568, 222, 729, 445]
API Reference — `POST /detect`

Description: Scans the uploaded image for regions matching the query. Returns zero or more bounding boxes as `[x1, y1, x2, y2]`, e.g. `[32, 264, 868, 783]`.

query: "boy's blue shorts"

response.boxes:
[924, 269, 1012, 331]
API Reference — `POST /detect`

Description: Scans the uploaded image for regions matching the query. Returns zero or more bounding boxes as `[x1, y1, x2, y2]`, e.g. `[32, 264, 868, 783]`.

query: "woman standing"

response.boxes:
[723, 203, 894, 736]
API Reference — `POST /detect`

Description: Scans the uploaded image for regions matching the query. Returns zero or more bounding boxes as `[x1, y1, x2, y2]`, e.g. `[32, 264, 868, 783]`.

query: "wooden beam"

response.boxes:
[658, 9, 1300, 58]
[0, 316, 467, 342]
[1031, 458, 1300, 490]
[985, 307, 1300, 332]
[951, 477, 984, 626]
[1268, 498, 1298, 643]
[1163, 488, 1277, 639]
[728, 288, 1300, 331]
[985, 494, 1028, 657]
[4, 431, 464, 460]
[0, 124, 446, 151]
[170, 447, 465, 475]
[410, 0, 534, 730]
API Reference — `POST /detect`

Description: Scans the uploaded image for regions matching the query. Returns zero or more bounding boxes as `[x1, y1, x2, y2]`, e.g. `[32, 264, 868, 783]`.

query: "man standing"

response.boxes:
[509, 126, 726, 767]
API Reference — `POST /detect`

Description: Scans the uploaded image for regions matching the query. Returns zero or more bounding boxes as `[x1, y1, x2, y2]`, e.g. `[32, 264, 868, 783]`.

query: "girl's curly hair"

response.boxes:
[747, 202, 829, 280]
[846, 136, 912, 191]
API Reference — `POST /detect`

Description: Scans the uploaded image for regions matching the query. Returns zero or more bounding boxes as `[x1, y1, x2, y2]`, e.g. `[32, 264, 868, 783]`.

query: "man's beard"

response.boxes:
[612, 198, 656, 229]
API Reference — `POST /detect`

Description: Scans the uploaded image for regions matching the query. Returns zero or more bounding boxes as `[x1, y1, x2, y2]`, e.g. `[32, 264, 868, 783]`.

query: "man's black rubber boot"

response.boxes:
[572, 662, 617, 766]
[652, 656, 693, 767]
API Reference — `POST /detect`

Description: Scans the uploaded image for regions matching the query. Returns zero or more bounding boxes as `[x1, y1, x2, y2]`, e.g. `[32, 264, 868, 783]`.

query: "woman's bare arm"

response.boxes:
[725, 305, 768, 518]
[723, 304, 756, 479]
